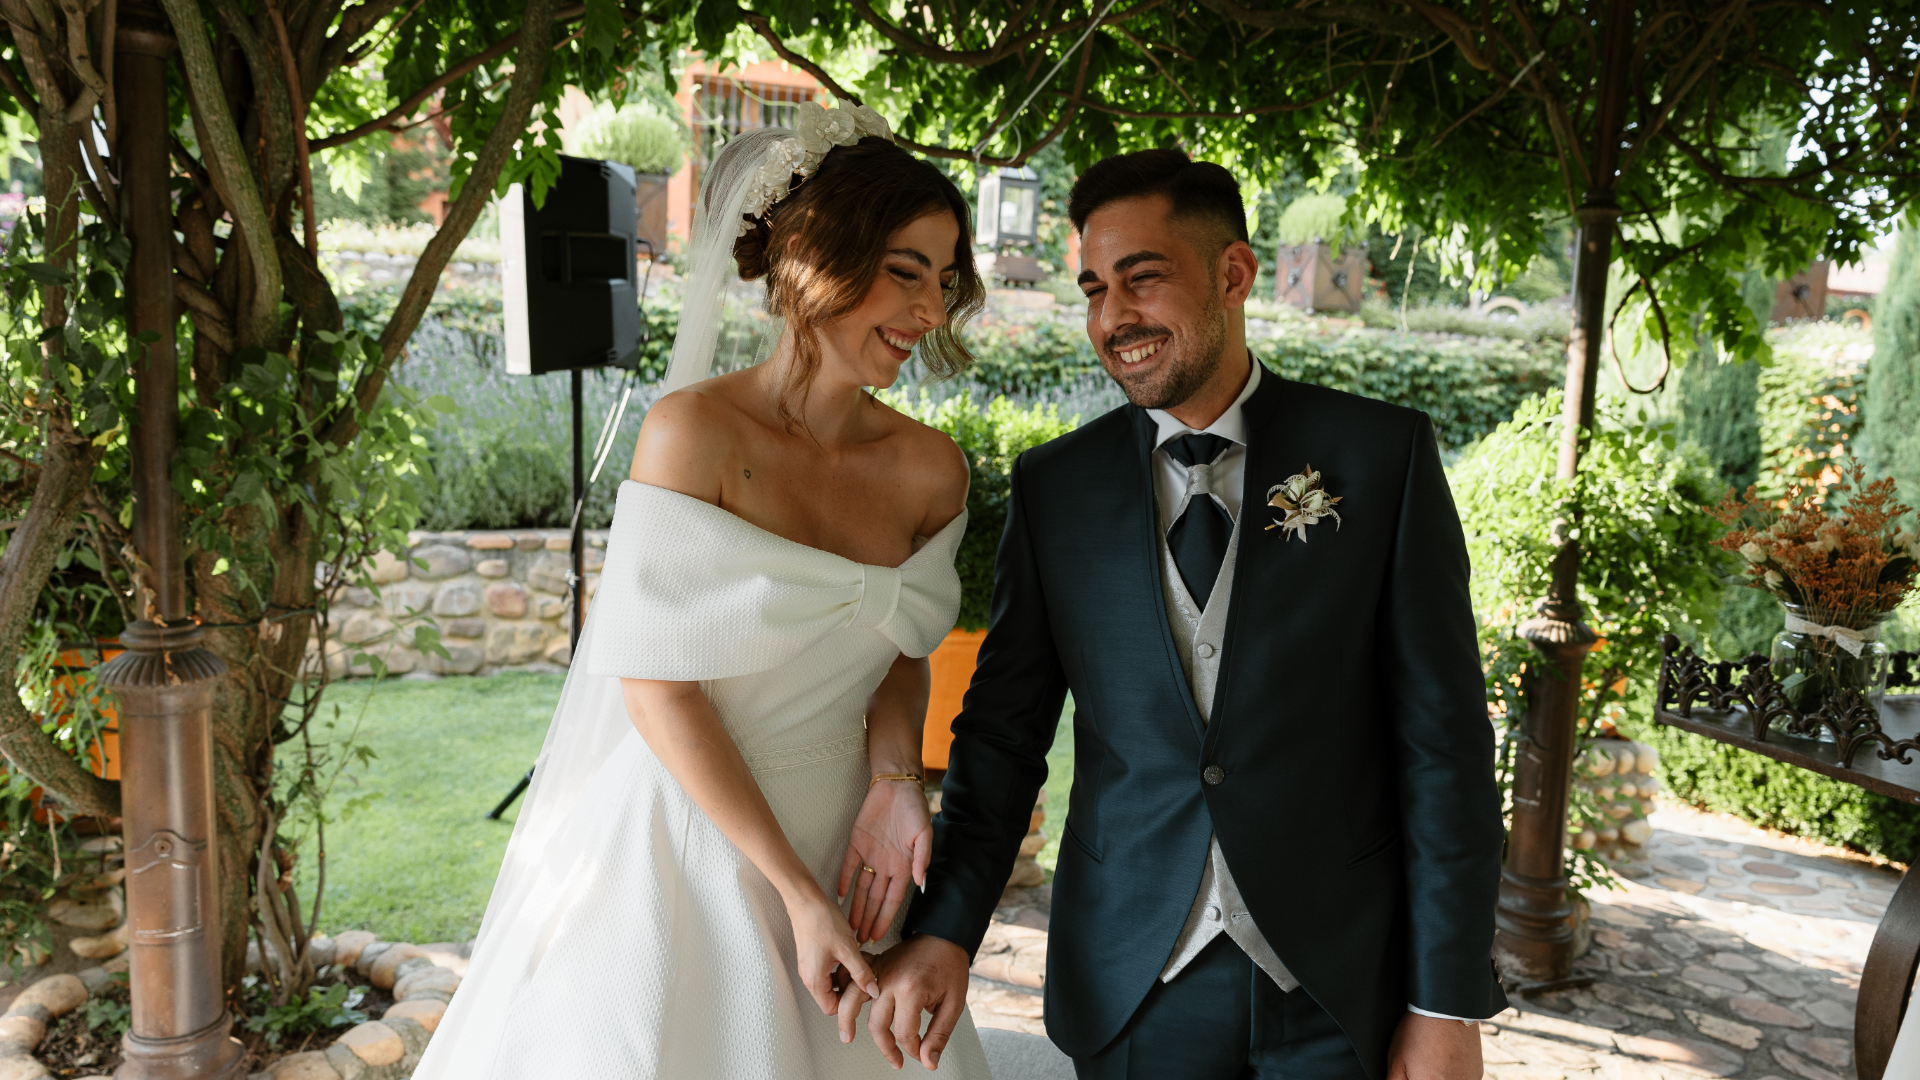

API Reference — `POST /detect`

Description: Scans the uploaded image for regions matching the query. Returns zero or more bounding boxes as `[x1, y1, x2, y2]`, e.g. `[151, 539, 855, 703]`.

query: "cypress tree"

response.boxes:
[1672, 269, 1770, 496]
[1674, 351, 1763, 494]
[1864, 229, 1920, 499]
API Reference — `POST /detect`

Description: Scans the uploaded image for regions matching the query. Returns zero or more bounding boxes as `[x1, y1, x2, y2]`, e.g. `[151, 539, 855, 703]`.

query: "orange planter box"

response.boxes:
[921, 629, 985, 770]
[49, 643, 123, 781]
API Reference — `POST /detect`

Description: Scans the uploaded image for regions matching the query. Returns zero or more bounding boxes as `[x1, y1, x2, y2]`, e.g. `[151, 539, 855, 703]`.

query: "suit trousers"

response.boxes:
[1072, 935, 1370, 1080]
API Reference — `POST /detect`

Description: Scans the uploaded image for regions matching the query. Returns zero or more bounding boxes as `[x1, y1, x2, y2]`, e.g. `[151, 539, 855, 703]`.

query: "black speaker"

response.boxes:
[502, 155, 641, 374]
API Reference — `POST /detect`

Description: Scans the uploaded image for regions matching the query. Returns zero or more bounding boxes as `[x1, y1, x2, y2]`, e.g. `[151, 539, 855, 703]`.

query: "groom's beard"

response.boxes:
[1101, 286, 1229, 412]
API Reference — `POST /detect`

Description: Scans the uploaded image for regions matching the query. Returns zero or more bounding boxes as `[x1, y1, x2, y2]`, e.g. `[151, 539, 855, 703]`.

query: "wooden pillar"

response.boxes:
[100, 5, 246, 1076]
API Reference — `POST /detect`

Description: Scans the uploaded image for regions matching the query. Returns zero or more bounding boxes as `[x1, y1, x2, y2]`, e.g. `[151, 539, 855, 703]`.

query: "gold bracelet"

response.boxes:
[870, 772, 924, 788]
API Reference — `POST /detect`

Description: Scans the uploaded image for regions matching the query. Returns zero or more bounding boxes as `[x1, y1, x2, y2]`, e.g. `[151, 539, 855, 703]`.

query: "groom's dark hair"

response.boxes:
[1067, 148, 1249, 258]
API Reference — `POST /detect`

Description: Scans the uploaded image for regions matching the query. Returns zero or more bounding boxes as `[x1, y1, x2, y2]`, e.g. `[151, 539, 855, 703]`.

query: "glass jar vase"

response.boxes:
[1769, 602, 1892, 741]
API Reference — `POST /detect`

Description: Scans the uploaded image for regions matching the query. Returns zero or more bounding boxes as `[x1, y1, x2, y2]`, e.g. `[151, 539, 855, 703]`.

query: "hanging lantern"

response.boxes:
[975, 165, 1041, 247]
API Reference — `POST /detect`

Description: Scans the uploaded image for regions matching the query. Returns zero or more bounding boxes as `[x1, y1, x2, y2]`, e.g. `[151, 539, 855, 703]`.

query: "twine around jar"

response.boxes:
[1781, 607, 1885, 658]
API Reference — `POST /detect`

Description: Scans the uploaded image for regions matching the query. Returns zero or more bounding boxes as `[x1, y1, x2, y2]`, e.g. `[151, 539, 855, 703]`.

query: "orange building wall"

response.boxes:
[666, 60, 826, 253]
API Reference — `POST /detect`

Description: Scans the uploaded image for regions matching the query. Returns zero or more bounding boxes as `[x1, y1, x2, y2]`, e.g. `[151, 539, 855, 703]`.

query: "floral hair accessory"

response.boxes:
[735, 101, 895, 236]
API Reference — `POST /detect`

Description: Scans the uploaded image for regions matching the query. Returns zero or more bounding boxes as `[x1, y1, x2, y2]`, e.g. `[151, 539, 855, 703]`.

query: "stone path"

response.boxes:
[964, 802, 1904, 1079]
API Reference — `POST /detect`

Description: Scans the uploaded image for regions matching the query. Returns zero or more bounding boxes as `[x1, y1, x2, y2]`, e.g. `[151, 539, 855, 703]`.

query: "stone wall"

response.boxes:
[312, 528, 607, 679]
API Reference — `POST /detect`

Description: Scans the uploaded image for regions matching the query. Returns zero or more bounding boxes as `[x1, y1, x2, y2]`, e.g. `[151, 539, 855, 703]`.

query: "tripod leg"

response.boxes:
[488, 768, 535, 820]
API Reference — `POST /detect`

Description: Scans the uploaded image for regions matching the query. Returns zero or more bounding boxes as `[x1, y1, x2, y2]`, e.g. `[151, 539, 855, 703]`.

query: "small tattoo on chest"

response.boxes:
[743, 469, 751, 479]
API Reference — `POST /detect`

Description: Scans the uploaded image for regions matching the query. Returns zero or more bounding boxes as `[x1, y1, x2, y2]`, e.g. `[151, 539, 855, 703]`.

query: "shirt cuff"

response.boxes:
[1408, 1004, 1488, 1023]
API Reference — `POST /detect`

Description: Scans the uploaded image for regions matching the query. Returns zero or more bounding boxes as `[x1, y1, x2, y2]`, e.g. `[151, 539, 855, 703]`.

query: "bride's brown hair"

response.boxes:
[727, 137, 985, 423]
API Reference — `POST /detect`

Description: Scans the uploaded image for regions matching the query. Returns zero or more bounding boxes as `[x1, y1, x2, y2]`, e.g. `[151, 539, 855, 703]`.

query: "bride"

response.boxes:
[411, 106, 995, 1078]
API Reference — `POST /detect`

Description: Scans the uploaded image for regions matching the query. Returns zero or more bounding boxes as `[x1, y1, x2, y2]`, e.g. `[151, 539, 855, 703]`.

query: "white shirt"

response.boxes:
[1145, 356, 1478, 1024]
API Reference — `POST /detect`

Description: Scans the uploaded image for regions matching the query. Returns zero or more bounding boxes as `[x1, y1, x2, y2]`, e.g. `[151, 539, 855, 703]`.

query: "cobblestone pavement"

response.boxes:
[964, 802, 1905, 1079]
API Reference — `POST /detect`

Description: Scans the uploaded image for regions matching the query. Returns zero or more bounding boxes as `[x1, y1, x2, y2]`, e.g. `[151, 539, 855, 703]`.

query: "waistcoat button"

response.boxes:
[1196, 642, 1216, 659]
[1203, 765, 1225, 785]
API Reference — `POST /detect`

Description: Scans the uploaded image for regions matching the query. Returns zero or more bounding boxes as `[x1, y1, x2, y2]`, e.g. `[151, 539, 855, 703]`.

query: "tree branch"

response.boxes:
[1195, 0, 1432, 38]
[0, 39, 43, 116]
[308, 4, 583, 150]
[209, 0, 295, 202]
[319, 0, 406, 72]
[265, 0, 317, 253]
[0, 417, 119, 817]
[323, 0, 561, 450]
[741, 11, 1056, 166]
[1, 3, 71, 117]
[174, 275, 237, 352]
[160, 0, 283, 347]
[844, 0, 1164, 67]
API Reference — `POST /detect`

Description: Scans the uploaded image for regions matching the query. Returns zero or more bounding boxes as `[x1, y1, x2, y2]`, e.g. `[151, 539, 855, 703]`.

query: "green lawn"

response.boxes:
[289, 673, 560, 943]
[1037, 696, 1075, 877]
[296, 674, 1077, 942]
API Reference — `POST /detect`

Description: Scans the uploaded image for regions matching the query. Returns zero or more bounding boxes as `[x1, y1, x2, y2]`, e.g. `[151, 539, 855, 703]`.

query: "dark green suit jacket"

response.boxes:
[903, 368, 1508, 1077]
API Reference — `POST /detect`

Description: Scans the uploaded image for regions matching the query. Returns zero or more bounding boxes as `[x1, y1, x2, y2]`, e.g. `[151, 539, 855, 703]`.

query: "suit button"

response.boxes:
[1196, 642, 1216, 659]
[1203, 765, 1225, 785]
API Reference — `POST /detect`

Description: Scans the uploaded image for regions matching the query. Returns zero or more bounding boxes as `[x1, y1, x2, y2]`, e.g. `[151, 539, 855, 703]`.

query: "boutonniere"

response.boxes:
[1265, 464, 1342, 542]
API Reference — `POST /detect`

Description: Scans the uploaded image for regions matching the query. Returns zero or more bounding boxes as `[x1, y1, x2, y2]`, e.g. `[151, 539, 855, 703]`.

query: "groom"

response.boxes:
[869, 148, 1508, 1078]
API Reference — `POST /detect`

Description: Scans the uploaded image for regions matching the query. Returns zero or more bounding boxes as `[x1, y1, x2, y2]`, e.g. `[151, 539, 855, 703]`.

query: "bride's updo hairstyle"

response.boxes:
[720, 135, 985, 415]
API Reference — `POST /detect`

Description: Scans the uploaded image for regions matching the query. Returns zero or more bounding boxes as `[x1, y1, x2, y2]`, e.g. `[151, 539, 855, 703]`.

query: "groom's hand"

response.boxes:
[867, 934, 971, 1071]
[1387, 1012, 1483, 1080]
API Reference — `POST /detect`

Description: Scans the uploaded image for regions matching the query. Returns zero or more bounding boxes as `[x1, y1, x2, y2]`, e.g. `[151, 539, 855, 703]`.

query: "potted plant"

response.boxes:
[567, 103, 687, 257]
[1711, 463, 1919, 732]
[1273, 193, 1365, 314]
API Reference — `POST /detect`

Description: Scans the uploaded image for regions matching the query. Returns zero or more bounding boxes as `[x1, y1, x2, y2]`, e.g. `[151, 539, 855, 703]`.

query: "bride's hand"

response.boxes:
[837, 778, 933, 943]
[787, 887, 879, 1017]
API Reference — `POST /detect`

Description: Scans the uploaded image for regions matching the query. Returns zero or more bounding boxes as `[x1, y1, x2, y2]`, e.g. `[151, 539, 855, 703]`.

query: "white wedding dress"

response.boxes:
[412, 480, 994, 1079]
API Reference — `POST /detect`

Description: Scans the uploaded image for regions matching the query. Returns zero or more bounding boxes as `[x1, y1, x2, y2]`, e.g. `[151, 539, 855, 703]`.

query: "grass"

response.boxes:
[1036, 697, 1075, 878]
[294, 674, 1079, 943]
[288, 673, 560, 944]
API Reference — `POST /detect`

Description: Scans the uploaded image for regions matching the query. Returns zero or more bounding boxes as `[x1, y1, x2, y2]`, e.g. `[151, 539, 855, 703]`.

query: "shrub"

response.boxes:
[1450, 392, 1729, 887]
[568, 104, 686, 176]
[1641, 720, 1920, 863]
[884, 391, 1079, 629]
[1276, 193, 1349, 246]
[1355, 298, 1573, 345]
[1864, 228, 1920, 502]
[1672, 351, 1762, 495]
[360, 278, 676, 532]
[1754, 321, 1871, 500]
[1260, 327, 1561, 450]
[959, 318, 1101, 398]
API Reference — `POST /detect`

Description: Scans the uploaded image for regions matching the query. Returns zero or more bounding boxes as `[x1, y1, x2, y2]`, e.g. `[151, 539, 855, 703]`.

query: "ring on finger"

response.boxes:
[861, 865, 877, 875]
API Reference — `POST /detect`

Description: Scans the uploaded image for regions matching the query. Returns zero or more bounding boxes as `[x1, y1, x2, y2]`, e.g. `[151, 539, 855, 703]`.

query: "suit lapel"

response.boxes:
[1205, 364, 1299, 747]
[1125, 405, 1209, 747]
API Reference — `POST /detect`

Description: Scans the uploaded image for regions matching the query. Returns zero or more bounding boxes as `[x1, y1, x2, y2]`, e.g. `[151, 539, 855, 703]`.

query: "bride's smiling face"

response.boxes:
[814, 210, 961, 390]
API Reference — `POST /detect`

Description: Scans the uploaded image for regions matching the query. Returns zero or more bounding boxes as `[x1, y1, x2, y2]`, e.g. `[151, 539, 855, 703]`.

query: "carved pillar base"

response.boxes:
[1494, 599, 1598, 987]
[99, 621, 244, 1080]
[117, 1013, 246, 1080]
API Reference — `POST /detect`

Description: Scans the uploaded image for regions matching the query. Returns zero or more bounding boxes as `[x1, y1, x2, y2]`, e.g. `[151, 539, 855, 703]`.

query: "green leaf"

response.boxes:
[18, 262, 72, 286]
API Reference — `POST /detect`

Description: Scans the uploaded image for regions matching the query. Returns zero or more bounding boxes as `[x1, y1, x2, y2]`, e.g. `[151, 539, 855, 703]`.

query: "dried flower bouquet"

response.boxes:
[1709, 464, 1919, 721]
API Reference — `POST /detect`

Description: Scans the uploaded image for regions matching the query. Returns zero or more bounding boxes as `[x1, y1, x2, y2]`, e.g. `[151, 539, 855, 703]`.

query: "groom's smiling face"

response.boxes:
[1077, 194, 1256, 412]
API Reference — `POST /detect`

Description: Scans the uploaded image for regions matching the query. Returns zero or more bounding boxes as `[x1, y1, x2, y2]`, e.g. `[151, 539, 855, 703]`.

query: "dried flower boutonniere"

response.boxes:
[1266, 465, 1342, 542]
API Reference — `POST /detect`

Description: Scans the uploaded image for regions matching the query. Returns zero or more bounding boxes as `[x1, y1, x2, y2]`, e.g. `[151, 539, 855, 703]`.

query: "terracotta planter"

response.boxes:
[1275, 240, 1366, 313]
[921, 629, 985, 770]
[48, 641, 123, 781]
[8, 642, 122, 826]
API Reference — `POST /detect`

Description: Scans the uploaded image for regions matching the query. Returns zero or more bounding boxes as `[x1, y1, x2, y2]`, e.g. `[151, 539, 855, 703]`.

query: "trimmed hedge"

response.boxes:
[1260, 329, 1560, 451]
[1638, 718, 1920, 864]
[885, 391, 1079, 630]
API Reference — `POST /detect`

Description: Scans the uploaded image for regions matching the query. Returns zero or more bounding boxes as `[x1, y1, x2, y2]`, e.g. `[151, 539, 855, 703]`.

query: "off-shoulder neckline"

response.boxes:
[621, 480, 965, 573]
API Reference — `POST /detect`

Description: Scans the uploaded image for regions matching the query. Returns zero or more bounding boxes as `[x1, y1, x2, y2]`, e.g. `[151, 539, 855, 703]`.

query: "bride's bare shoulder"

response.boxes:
[629, 378, 753, 503]
[874, 400, 969, 534]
